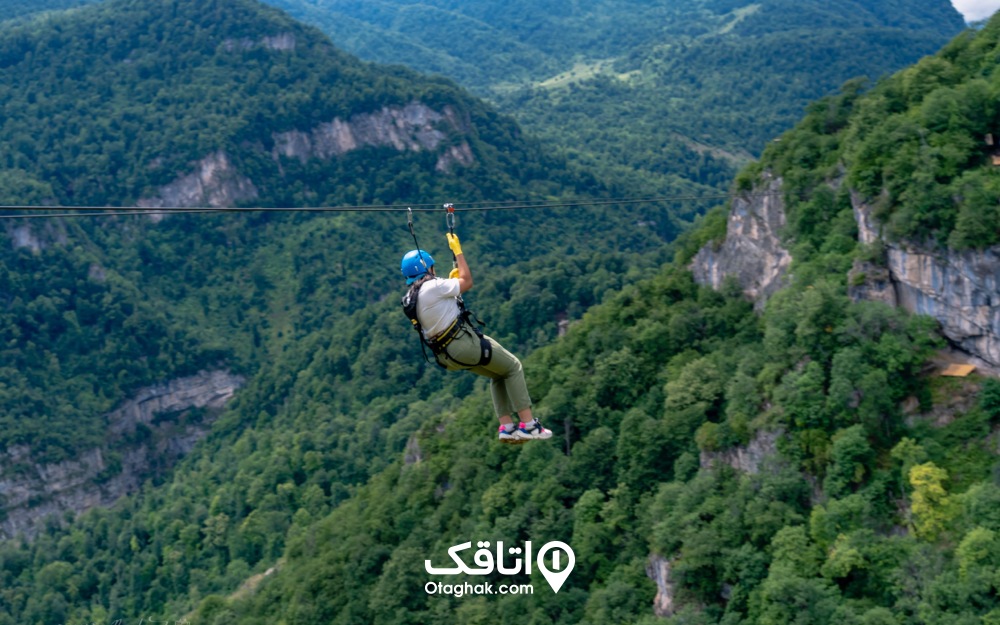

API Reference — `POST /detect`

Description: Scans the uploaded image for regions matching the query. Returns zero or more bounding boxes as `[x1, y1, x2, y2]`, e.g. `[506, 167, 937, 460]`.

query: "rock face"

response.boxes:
[851, 196, 1000, 366]
[7, 220, 68, 253]
[222, 32, 297, 53]
[137, 151, 258, 213]
[435, 141, 476, 173]
[0, 370, 244, 540]
[645, 555, 677, 618]
[690, 172, 791, 308]
[136, 102, 474, 214]
[693, 171, 1000, 367]
[105, 370, 243, 436]
[271, 102, 474, 172]
[699, 430, 781, 474]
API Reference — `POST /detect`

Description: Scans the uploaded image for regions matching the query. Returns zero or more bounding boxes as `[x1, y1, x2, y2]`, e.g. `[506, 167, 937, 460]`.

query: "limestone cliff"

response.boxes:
[135, 101, 474, 213]
[6, 220, 68, 253]
[850, 196, 1000, 367]
[699, 430, 781, 475]
[691, 172, 1000, 367]
[645, 555, 677, 618]
[136, 151, 258, 214]
[690, 172, 791, 309]
[0, 370, 244, 540]
[222, 32, 297, 52]
[271, 102, 474, 172]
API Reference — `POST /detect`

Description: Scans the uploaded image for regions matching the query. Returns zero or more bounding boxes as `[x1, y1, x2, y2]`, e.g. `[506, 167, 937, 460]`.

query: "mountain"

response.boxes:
[692, 13, 1000, 365]
[261, 0, 967, 195]
[27, 0, 963, 202]
[0, 0, 688, 619]
[209, 14, 999, 624]
[1, 2, 998, 625]
[0, 0, 686, 529]
[261, 0, 964, 94]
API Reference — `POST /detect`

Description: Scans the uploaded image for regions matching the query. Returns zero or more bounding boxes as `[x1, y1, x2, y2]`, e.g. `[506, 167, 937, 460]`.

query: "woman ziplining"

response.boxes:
[400, 205, 552, 444]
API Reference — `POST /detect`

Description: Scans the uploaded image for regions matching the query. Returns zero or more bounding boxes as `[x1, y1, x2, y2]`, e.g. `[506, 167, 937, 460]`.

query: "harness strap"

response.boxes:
[403, 277, 491, 369]
[425, 316, 463, 354]
[434, 323, 493, 369]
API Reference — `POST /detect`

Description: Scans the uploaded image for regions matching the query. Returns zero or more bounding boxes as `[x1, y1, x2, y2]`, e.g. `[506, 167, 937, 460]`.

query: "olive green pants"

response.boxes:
[435, 327, 532, 419]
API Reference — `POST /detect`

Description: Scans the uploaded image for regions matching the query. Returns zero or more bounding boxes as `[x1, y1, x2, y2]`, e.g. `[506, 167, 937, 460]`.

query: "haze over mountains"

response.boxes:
[953, 0, 1000, 21]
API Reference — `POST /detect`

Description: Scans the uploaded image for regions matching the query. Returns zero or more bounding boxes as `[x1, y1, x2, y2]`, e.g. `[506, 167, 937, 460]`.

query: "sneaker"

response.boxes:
[498, 425, 526, 445]
[513, 419, 553, 442]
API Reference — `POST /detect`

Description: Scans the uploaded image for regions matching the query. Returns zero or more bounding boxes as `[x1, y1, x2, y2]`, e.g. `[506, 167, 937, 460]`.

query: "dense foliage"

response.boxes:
[7, 230, 999, 623]
[262, 0, 963, 96]
[10, 0, 956, 218]
[0, 230, 231, 461]
[0, 0, 968, 196]
[497, 0, 963, 198]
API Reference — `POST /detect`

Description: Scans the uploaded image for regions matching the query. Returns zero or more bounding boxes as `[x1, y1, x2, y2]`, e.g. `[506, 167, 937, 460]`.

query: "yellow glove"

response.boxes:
[449, 267, 461, 279]
[446, 232, 463, 256]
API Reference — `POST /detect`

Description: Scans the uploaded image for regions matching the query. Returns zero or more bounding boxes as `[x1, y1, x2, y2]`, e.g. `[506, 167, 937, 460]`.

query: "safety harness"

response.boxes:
[402, 275, 493, 369]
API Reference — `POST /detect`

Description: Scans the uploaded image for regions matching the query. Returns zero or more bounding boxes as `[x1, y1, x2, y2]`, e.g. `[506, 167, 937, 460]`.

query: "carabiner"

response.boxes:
[444, 203, 456, 233]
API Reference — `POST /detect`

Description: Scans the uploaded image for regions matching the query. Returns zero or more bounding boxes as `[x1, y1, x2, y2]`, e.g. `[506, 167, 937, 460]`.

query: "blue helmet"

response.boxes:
[401, 249, 434, 284]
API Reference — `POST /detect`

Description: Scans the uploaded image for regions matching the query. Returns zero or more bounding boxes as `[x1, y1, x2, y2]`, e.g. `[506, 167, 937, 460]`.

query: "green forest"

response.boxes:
[0, 0, 704, 462]
[0, 0, 999, 624]
[1, 0, 967, 200]
[257, 0, 965, 196]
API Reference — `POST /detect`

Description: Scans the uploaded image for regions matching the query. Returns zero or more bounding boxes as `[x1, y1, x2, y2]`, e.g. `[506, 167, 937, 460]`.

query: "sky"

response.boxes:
[952, 0, 1000, 21]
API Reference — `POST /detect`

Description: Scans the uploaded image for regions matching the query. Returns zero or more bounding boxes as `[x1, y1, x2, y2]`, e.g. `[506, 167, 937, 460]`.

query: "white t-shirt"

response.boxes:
[417, 277, 462, 338]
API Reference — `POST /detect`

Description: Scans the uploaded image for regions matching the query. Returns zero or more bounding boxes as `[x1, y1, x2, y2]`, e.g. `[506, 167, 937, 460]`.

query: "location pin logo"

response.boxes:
[536, 541, 575, 593]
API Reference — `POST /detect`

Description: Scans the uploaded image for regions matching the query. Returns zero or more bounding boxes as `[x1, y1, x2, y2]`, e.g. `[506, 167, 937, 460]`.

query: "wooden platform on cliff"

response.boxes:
[928, 347, 999, 378]
[940, 363, 977, 377]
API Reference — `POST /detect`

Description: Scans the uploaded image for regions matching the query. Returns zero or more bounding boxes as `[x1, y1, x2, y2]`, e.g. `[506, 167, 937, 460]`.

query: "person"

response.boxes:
[401, 232, 552, 444]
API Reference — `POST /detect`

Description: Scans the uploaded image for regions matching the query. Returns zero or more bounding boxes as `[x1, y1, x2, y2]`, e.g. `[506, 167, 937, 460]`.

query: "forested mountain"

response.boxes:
[201, 14, 1000, 624]
[1, 1, 999, 625]
[0, 0, 695, 465]
[12, 0, 966, 199]
[261, 0, 964, 94]
[262, 0, 966, 195]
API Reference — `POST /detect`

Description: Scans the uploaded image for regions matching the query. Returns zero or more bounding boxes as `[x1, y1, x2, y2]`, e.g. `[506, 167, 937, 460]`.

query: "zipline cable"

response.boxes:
[0, 209, 223, 220]
[0, 190, 783, 220]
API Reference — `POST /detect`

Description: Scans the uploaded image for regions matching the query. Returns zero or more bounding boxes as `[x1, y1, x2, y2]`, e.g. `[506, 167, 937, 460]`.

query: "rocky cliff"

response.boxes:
[692, 173, 1000, 367]
[690, 172, 791, 309]
[137, 151, 259, 214]
[699, 429, 781, 475]
[645, 555, 677, 618]
[6, 220, 68, 253]
[271, 101, 473, 172]
[136, 101, 474, 211]
[0, 370, 244, 540]
[850, 196, 1000, 367]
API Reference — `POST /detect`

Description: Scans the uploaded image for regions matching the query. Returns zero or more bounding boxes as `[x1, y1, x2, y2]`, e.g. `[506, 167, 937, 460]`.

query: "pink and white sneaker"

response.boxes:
[514, 419, 553, 441]
[498, 425, 525, 444]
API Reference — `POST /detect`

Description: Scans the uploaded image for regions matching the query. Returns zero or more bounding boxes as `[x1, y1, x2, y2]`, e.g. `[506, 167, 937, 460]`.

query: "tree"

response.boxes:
[980, 378, 1000, 421]
[823, 425, 874, 499]
[909, 462, 956, 541]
